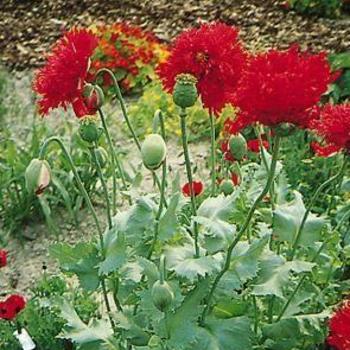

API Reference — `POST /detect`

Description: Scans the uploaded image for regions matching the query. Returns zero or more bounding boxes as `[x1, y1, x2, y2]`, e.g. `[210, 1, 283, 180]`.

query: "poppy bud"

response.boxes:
[229, 133, 247, 161]
[151, 280, 174, 312]
[83, 83, 104, 111]
[173, 73, 198, 109]
[141, 134, 167, 170]
[220, 179, 235, 196]
[25, 159, 51, 196]
[79, 116, 102, 143]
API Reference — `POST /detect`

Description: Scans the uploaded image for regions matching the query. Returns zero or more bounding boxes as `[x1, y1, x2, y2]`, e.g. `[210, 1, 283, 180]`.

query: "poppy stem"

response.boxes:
[180, 108, 200, 258]
[201, 134, 281, 324]
[209, 112, 216, 196]
[288, 155, 347, 261]
[38, 137, 116, 333]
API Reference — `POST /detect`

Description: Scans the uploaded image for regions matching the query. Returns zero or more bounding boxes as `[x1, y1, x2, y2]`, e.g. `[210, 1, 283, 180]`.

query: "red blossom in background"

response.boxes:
[310, 141, 340, 157]
[182, 181, 204, 197]
[247, 139, 269, 153]
[233, 46, 332, 128]
[0, 294, 26, 321]
[158, 22, 247, 114]
[310, 104, 350, 153]
[33, 28, 98, 118]
[0, 249, 7, 268]
[231, 172, 241, 186]
[327, 301, 350, 350]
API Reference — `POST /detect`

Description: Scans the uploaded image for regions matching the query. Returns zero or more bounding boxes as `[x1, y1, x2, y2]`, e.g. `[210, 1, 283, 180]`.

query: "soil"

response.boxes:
[1, 0, 350, 70]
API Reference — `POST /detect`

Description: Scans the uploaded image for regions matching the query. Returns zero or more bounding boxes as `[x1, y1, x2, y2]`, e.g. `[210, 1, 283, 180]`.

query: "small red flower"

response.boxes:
[310, 104, 350, 153]
[0, 294, 26, 321]
[231, 172, 241, 186]
[247, 139, 269, 153]
[233, 46, 332, 128]
[33, 28, 98, 118]
[182, 181, 204, 197]
[310, 141, 340, 157]
[327, 301, 350, 350]
[0, 249, 7, 268]
[158, 22, 247, 115]
[224, 152, 235, 163]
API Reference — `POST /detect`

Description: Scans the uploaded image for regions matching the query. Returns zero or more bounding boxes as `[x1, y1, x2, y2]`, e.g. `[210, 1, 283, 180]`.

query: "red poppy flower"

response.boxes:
[327, 301, 350, 350]
[233, 46, 332, 128]
[33, 28, 98, 118]
[247, 139, 269, 153]
[0, 249, 7, 268]
[158, 22, 247, 114]
[182, 181, 204, 197]
[231, 172, 241, 186]
[310, 104, 350, 153]
[0, 294, 26, 321]
[310, 141, 340, 157]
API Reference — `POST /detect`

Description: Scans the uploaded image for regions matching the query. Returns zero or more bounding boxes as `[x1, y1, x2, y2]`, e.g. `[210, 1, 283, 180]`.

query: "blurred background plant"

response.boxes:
[284, 0, 343, 17]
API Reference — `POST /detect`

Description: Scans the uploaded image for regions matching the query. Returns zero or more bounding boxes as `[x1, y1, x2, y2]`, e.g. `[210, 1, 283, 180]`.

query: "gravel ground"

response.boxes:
[1, 0, 350, 70]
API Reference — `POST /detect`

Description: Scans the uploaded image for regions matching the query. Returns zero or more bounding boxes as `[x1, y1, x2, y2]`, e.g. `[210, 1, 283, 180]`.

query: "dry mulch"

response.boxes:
[1, 0, 350, 71]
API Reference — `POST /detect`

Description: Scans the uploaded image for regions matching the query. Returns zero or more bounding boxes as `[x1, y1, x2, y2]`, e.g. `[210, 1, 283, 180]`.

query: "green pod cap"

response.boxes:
[25, 158, 51, 195]
[229, 133, 247, 161]
[173, 73, 198, 109]
[141, 134, 167, 170]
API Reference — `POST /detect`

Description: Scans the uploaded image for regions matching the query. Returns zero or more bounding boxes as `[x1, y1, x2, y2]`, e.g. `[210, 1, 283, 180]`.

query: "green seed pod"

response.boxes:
[229, 133, 247, 161]
[151, 280, 174, 312]
[79, 116, 102, 143]
[274, 123, 296, 137]
[173, 73, 198, 109]
[141, 134, 167, 170]
[95, 147, 109, 168]
[25, 159, 51, 195]
[220, 179, 235, 196]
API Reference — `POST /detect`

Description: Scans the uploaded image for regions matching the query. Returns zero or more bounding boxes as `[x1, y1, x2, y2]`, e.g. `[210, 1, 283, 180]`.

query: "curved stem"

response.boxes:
[98, 108, 128, 212]
[289, 156, 347, 261]
[90, 144, 112, 229]
[38, 136, 116, 331]
[201, 135, 281, 324]
[209, 112, 216, 196]
[96, 68, 141, 150]
[180, 109, 200, 258]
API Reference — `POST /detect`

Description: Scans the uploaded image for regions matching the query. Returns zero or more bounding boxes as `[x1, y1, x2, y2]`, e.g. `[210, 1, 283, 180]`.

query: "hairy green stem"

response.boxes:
[201, 135, 281, 323]
[38, 136, 116, 332]
[180, 109, 200, 258]
[209, 112, 216, 196]
[289, 156, 347, 261]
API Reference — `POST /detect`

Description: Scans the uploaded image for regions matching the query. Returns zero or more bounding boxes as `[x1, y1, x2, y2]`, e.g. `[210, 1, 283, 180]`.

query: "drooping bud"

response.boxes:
[173, 73, 198, 109]
[220, 179, 235, 196]
[141, 134, 167, 170]
[151, 280, 174, 312]
[79, 116, 102, 143]
[83, 83, 104, 111]
[229, 133, 247, 161]
[25, 159, 51, 195]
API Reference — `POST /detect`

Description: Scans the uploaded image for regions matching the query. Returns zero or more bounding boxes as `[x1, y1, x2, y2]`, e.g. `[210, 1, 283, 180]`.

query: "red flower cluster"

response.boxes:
[89, 23, 168, 91]
[310, 141, 339, 158]
[310, 104, 350, 153]
[0, 249, 7, 268]
[182, 181, 204, 197]
[327, 301, 350, 350]
[233, 46, 332, 128]
[158, 22, 247, 114]
[0, 294, 26, 321]
[33, 28, 98, 118]
[247, 139, 269, 153]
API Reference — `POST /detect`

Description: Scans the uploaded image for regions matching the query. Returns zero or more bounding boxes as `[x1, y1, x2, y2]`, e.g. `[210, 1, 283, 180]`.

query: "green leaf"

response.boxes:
[193, 316, 253, 350]
[57, 299, 117, 349]
[165, 244, 222, 281]
[158, 193, 181, 241]
[273, 191, 325, 246]
[252, 254, 315, 299]
[329, 52, 350, 70]
[50, 242, 100, 291]
[99, 228, 127, 275]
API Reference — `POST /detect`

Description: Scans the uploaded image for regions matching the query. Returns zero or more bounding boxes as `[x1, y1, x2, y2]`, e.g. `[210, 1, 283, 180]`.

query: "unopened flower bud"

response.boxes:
[83, 83, 104, 111]
[141, 134, 167, 170]
[25, 159, 51, 195]
[229, 133, 247, 161]
[151, 280, 174, 312]
[173, 73, 198, 109]
[79, 116, 102, 143]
